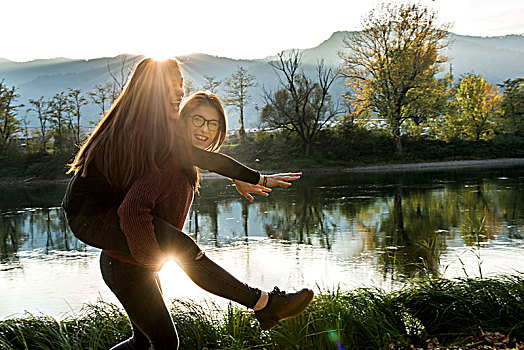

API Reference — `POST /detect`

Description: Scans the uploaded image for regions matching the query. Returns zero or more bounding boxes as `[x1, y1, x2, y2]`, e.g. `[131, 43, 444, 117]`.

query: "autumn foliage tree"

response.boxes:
[499, 77, 524, 136]
[339, 2, 451, 151]
[454, 74, 503, 141]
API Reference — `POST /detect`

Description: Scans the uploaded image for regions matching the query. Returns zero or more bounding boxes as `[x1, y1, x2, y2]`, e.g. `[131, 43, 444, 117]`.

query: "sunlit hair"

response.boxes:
[179, 90, 227, 153]
[68, 58, 197, 190]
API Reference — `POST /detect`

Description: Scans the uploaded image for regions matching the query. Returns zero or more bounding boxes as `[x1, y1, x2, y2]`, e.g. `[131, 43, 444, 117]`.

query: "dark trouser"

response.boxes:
[100, 251, 178, 350]
[67, 209, 131, 254]
[152, 216, 261, 308]
[78, 212, 260, 349]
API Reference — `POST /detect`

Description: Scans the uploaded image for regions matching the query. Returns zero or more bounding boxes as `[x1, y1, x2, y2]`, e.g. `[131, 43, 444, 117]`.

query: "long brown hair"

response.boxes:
[68, 58, 197, 190]
[179, 90, 228, 153]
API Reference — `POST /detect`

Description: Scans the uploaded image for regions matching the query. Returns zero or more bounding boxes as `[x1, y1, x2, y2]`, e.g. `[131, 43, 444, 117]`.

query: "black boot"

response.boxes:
[254, 287, 314, 330]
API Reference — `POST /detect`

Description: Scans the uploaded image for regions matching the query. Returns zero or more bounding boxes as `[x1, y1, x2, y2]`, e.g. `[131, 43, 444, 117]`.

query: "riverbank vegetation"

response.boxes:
[220, 128, 524, 171]
[1, 127, 523, 181]
[0, 275, 522, 349]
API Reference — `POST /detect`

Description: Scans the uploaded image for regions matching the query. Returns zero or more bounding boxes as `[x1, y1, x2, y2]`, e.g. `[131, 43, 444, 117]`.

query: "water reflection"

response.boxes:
[0, 207, 89, 264]
[187, 167, 524, 278]
[1, 167, 523, 317]
[1, 169, 524, 277]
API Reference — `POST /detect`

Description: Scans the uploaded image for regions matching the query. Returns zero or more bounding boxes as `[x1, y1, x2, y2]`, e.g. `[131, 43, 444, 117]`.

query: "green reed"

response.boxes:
[1, 275, 523, 349]
[0, 302, 129, 350]
[397, 275, 524, 345]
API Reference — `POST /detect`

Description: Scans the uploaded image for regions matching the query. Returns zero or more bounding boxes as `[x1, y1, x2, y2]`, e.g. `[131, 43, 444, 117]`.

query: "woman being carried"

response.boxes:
[63, 58, 313, 350]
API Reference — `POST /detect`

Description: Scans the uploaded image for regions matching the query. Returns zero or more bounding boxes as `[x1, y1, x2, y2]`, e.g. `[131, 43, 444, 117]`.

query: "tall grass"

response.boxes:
[397, 276, 524, 344]
[277, 287, 408, 349]
[0, 302, 129, 350]
[1, 275, 523, 349]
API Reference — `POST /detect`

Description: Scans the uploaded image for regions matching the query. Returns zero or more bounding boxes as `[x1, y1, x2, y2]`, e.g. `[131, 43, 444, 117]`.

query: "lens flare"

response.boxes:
[328, 330, 346, 350]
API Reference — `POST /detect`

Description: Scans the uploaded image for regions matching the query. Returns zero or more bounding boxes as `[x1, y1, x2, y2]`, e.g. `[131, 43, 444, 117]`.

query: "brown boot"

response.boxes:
[254, 287, 314, 330]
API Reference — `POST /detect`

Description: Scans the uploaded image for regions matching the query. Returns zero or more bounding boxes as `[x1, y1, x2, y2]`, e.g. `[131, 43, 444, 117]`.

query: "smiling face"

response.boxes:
[179, 91, 227, 152]
[189, 105, 221, 149]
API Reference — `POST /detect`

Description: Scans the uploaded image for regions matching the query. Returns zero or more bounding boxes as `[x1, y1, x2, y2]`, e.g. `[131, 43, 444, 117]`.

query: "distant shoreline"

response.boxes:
[4, 158, 521, 186]
[203, 157, 524, 179]
[297, 157, 524, 175]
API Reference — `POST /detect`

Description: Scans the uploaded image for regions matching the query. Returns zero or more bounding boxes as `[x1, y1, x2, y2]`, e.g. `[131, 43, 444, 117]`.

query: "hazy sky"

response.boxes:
[3, 0, 524, 62]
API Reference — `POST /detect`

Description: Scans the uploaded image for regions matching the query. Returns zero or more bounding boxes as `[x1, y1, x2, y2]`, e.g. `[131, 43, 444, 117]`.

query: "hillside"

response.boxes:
[1, 32, 523, 128]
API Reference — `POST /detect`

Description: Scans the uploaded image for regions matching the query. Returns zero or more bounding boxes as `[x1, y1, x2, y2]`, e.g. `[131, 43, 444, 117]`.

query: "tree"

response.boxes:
[201, 75, 222, 94]
[48, 92, 72, 152]
[454, 74, 502, 141]
[499, 77, 524, 136]
[28, 96, 51, 153]
[67, 88, 88, 145]
[223, 66, 257, 140]
[339, 2, 451, 151]
[261, 51, 340, 156]
[184, 78, 197, 97]
[107, 55, 135, 95]
[403, 73, 454, 138]
[20, 111, 32, 152]
[105, 55, 137, 103]
[0, 81, 23, 155]
[88, 83, 112, 120]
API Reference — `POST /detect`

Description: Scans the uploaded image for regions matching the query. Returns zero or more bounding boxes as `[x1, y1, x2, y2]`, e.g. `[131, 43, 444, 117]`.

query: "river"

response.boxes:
[1, 166, 523, 319]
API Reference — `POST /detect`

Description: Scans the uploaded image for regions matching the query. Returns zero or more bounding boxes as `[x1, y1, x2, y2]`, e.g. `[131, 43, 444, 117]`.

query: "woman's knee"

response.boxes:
[153, 216, 202, 261]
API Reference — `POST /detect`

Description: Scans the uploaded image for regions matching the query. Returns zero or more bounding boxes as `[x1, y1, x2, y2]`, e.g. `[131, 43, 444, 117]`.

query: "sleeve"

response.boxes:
[191, 146, 261, 184]
[117, 169, 172, 268]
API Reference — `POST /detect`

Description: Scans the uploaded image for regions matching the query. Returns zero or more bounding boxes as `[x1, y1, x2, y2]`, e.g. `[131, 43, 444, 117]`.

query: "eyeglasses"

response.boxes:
[191, 115, 220, 132]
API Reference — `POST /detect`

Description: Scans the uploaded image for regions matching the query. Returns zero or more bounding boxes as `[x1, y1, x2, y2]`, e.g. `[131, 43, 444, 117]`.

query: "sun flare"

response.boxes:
[144, 49, 175, 62]
[158, 260, 201, 299]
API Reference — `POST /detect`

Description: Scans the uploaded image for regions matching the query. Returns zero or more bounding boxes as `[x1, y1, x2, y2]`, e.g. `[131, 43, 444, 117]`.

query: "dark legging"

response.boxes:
[152, 216, 260, 308]
[100, 251, 178, 350]
[74, 213, 260, 349]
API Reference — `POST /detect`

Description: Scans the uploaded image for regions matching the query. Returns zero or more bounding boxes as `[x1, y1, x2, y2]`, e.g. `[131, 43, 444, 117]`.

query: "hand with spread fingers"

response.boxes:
[233, 180, 271, 202]
[234, 172, 302, 201]
[258, 172, 303, 188]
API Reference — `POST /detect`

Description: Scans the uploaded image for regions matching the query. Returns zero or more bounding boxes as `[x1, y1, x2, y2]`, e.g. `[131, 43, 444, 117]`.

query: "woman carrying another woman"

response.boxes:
[63, 58, 313, 349]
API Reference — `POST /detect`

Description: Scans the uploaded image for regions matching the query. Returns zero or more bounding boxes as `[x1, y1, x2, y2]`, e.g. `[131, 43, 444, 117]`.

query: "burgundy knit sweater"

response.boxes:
[105, 163, 194, 271]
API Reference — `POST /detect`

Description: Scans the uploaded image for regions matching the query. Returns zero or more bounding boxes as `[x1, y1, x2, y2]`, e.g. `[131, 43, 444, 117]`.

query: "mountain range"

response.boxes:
[1, 31, 523, 128]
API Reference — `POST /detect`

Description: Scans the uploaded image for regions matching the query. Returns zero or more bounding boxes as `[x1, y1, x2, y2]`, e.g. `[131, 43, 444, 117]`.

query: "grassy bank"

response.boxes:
[1, 276, 523, 350]
[221, 130, 524, 171]
[1, 130, 523, 181]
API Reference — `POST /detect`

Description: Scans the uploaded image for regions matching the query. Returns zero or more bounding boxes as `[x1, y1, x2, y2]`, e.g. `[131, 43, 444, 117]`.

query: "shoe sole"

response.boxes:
[261, 290, 314, 330]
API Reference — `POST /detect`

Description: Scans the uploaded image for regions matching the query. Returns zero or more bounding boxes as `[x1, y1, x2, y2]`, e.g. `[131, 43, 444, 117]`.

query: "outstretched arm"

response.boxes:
[191, 146, 260, 184]
[234, 172, 303, 201]
[191, 146, 302, 199]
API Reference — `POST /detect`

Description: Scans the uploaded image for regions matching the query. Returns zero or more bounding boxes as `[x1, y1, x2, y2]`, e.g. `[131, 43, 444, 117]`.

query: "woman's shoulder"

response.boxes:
[160, 158, 184, 173]
[154, 159, 192, 184]
[154, 160, 194, 197]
